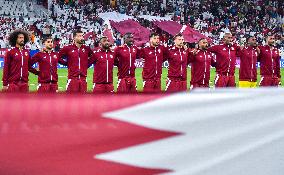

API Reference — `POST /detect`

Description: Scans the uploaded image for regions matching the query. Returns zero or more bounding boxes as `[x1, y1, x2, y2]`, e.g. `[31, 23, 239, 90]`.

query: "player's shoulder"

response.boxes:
[93, 48, 101, 54]
[168, 45, 176, 50]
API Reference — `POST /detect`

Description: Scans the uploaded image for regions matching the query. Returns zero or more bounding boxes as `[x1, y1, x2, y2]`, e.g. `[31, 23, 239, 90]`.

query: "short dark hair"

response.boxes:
[99, 36, 108, 42]
[198, 38, 207, 43]
[245, 35, 255, 43]
[265, 32, 274, 39]
[8, 29, 30, 47]
[150, 32, 159, 39]
[42, 35, 53, 44]
[173, 33, 183, 40]
[73, 30, 83, 37]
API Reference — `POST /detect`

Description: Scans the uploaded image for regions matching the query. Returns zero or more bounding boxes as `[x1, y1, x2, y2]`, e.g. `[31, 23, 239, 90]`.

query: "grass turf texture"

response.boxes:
[0, 68, 284, 92]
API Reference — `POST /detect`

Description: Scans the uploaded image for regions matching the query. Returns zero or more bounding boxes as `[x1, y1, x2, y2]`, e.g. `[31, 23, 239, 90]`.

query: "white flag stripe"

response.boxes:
[98, 89, 284, 175]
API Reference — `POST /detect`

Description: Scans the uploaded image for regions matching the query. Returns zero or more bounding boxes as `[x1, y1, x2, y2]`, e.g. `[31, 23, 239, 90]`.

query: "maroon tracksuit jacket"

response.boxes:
[114, 45, 140, 79]
[2, 47, 30, 86]
[166, 46, 189, 81]
[258, 45, 281, 78]
[208, 44, 239, 76]
[258, 45, 281, 86]
[163, 46, 189, 92]
[58, 44, 93, 79]
[89, 49, 115, 84]
[188, 49, 214, 87]
[29, 51, 59, 83]
[140, 45, 167, 80]
[239, 46, 258, 82]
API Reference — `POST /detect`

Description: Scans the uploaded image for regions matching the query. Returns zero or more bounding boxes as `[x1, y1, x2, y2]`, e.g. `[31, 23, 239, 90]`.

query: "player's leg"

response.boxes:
[215, 74, 225, 87]
[130, 77, 137, 93]
[259, 76, 272, 87]
[143, 79, 155, 92]
[117, 78, 127, 93]
[79, 79, 87, 93]
[227, 76, 236, 87]
[6, 82, 19, 92]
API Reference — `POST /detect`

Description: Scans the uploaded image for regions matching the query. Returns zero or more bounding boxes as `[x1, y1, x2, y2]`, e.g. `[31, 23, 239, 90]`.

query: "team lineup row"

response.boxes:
[1, 29, 281, 93]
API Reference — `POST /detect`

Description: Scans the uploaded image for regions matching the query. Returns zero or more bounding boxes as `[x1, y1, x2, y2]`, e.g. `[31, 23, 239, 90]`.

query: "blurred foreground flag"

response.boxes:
[0, 89, 284, 175]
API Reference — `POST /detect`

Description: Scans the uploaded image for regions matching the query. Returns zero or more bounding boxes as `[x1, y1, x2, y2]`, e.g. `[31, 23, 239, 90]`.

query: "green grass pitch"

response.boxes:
[0, 68, 284, 92]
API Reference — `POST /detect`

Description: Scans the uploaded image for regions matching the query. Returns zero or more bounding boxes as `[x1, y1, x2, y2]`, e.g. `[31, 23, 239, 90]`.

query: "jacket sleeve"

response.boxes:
[276, 50, 281, 78]
[207, 45, 219, 53]
[162, 46, 169, 62]
[113, 47, 119, 66]
[2, 50, 11, 86]
[58, 46, 68, 66]
[88, 51, 97, 67]
[29, 52, 40, 75]
[187, 50, 195, 64]
[210, 52, 217, 67]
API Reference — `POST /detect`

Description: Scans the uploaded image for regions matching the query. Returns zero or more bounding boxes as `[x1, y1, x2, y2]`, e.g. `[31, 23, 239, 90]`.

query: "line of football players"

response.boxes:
[2, 29, 281, 93]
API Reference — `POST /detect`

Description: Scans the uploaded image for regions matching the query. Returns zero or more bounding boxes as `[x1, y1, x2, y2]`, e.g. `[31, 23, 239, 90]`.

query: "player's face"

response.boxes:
[17, 34, 25, 46]
[223, 34, 233, 45]
[44, 39, 53, 50]
[100, 37, 110, 50]
[199, 39, 208, 50]
[150, 36, 160, 46]
[74, 32, 84, 45]
[125, 34, 134, 46]
[247, 37, 257, 47]
[174, 36, 184, 48]
[267, 36, 275, 46]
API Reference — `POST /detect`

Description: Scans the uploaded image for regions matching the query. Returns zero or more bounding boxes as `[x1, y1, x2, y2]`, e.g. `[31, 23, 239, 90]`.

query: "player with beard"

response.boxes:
[238, 36, 259, 88]
[258, 34, 281, 87]
[88, 36, 115, 93]
[188, 38, 214, 89]
[114, 33, 140, 93]
[208, 33, 240, 87]
[58, 30, 93, 93]
[2, 29, 30, 92]
[140, 32, 167, 92]
[165, 33, 189, 92]
[29, 36, 59, 93]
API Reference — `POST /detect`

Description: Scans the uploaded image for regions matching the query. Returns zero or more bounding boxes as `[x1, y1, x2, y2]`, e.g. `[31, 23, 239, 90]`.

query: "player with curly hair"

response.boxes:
[2, 29, 31, 92]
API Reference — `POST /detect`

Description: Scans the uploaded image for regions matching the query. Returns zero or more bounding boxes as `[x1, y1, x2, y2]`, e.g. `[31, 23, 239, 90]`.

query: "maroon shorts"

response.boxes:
[190, 83, 209, 90]
[259, 76, 280, 87]
[215, 74, 235, 87]
[166, 79, 187, 92]
[38, 83, 58, 93]
[66, 78, 87, 93]
[5, 81, 29, 93]
[117, 77, 137, 93]
[143, 79, 161, 93]
[93, 83, 114, 93]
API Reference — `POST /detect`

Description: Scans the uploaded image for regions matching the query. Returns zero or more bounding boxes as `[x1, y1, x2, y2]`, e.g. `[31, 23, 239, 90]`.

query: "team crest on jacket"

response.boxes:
[25, 52, 28, 56]
[174, 53, 177, 56]
[110, 55, 113, 58]
[82, 48, 85, 52]
[223, 48, 226, 51]
[149, 51, 152, 55]
[158, 49, 161, 53]
[15, 53, 18, 56]
[133, 48, 136, 52]
[54, 55, 57, 58]
[231, 47, 235, 50]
